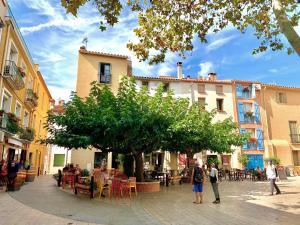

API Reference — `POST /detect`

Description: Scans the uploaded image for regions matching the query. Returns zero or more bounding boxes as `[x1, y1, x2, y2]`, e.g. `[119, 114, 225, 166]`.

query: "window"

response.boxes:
[243, 103, 253, 113]
[289, 121, 298, 134]
[277, 92, 287, 103]
[23, 111, 29, 128]
[38, 119, 42, 137]
[15, 102, 21, 118]
[1, 90, 12, 112]
[216, 85, 223, 94]
[53, 154, 65, 167]
[99, 63, 111, 84]
[216, 99, 224, 111]
[42, 92, 44, 110]
[162, 83, 169, 92]
[198, 97, 205, 109]
[198, 84, 205, 93]
[142, 81, 149, 91]
[8, 41, 18, 64]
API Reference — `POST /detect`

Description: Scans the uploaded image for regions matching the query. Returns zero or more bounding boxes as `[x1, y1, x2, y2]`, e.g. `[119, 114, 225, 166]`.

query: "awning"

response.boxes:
[271, 140, 290, 147]
[8, 137, 23, 147]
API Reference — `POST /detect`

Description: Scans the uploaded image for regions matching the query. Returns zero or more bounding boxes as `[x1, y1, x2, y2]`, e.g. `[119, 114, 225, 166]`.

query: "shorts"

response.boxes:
[193, 183, 203, 192]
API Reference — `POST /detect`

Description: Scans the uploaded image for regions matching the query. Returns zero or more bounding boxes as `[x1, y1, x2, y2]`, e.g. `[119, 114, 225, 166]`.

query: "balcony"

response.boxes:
[290, 134, 300, 143]
[242, 142, 258, 150]
[241, 91, 252, 99]
[240, 115, 255, 124]
[0, 112, 20, 134]
[25, 89, 38, 107]
[99, 74, 111, 84]
[3, 60, 25, 90]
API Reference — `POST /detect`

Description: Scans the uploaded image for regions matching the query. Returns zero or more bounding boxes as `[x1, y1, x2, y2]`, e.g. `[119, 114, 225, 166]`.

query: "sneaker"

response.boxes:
[276, 192, 281, 195]
[213, 200, 220, 204]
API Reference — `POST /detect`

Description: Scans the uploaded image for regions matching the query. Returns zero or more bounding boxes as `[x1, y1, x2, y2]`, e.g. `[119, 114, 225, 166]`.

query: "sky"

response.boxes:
[8, 0, 300, 102]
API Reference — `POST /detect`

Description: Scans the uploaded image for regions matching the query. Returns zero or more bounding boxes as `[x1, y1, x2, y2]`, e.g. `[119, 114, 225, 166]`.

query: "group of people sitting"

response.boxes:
[0, 159, 29, 187]
[62, 163, 81, 175]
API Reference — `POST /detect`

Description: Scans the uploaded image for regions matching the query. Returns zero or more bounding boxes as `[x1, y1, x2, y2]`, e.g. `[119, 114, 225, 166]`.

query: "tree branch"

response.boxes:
[273, 0, 300, 56]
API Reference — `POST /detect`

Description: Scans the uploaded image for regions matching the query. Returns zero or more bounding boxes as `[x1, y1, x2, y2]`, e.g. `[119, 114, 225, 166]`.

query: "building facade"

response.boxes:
[135, 64, 239, 170]
[233, 81, 266, 170]
[0, 5, 52, 175]
[261, 84, 300, 174]
[72, 46, 132, 170]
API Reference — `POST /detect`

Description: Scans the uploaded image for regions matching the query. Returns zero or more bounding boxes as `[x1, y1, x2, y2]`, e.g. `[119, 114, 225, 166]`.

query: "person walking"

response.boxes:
[210, 163, 220, 204]
[266, 160, 281, 195]
[191, 162, 204, 204]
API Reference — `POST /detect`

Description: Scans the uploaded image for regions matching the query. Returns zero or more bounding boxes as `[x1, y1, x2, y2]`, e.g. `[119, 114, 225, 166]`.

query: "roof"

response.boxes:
[134, 75, 232, 84]
[263, 83, 300, 91]
[79, 48, 129, 59]
[51, 105, 65, 114]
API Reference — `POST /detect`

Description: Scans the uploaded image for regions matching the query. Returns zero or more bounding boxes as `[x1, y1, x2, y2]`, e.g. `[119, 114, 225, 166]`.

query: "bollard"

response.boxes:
[58, 169, 62, 187]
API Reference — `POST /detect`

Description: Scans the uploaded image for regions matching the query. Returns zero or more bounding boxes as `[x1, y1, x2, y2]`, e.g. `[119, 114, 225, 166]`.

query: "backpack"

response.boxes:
[194, 167, 203, 183]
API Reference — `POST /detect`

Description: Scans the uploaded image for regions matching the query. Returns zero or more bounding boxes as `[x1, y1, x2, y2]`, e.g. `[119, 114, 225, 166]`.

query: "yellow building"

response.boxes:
[72, 46, 132, 169]
[0, 6, 52, 175]
[261, 84, 300, 175]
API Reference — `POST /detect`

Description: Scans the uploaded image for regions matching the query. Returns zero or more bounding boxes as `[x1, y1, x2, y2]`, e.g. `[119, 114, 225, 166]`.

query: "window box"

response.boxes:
[249, 137, 257, 143]
[245, 111, 253, 117]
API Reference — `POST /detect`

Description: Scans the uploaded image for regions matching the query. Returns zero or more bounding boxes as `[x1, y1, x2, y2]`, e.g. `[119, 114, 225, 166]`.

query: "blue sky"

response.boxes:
[8, 0, 300, 101]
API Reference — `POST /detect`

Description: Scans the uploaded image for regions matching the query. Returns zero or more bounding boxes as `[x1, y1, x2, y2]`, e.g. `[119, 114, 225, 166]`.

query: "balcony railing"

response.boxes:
[240, 115, 255, 124]
[3, 60, 25, 90]
[290, 134, 300, 143]
[99, 74, 111, 84]
[242, 142, 258, 150]
[25, 89, 38, 107]
[241, 91, 252, 99]
[0, 112, 19, 134]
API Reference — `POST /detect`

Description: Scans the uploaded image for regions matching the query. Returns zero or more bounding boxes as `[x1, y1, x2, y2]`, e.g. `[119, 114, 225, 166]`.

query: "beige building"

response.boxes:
[72, 46, 132, 170]
[0, 4, 52, 175]
[261, 84, 300, 175]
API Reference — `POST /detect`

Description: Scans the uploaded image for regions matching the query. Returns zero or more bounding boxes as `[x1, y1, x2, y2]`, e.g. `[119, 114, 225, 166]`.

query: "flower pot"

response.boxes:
[26, 169, 36, 182]
[249, 137, 257, 143]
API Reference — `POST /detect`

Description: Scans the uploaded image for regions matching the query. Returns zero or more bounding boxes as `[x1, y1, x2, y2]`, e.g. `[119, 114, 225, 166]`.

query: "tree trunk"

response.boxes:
[134, 152, 144, 182]
[273, 0, 300, 57]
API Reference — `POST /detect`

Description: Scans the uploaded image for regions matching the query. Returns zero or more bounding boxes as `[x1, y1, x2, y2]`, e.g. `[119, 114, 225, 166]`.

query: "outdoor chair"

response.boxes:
[129, 177, 137, 196]
[110, 178, 123, 199]
[62, 173, 75, 189]
[97, 178, 111, 199]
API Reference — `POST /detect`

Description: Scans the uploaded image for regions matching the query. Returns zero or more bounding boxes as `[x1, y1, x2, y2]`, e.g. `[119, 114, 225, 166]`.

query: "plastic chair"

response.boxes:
[110, 178, 123, 199]
[62, 173, 75, 189]
[97, 178, 110, 199]
[129, 177, 137, 196]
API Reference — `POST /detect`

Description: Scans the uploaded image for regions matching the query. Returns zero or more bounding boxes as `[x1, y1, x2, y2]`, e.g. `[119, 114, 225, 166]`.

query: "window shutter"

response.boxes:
[251, 84, 256, 98]
[283, 93, 287, 103]
[108, 64, 111, 83]
[98, 63, 101, 82]
[254, 102, 261, 124]
[236, 84, 243, 98]
[53, 154, 65, 167]
[237, 102, 244, 123]
[240, 128, 248, 149]
[256, 128, 264, 150]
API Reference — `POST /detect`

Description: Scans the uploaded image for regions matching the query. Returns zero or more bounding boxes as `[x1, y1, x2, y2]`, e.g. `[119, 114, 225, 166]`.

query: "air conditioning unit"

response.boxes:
[254, 84, 261, 90]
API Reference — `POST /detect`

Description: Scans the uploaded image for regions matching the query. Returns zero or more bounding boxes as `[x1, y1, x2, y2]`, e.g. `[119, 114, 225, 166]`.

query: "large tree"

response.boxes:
[61, 0, 300, 63]
[45, 77, 247, 181]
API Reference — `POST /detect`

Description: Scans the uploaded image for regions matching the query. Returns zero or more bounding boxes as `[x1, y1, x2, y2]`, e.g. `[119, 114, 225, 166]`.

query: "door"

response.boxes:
[246, 154, 264, 170]
[8, 148, 15, 161]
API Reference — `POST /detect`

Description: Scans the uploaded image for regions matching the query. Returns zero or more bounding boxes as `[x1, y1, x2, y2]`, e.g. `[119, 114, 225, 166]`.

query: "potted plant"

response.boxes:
[264, 157, 281, 166]
[245, 111, 253, 117]
[19, 67, 26, 77]
[19, 128, 35, 141]
[249, 137, 257, 143]
[238, 154, 249, 169]
[243, 86, 250, 92]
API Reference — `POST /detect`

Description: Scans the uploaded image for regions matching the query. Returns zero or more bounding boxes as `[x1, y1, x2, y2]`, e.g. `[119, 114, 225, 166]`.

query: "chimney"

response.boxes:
[177, 62, 183, 79]
[80, 45, 86, 50]
[208, 72, 217, 81]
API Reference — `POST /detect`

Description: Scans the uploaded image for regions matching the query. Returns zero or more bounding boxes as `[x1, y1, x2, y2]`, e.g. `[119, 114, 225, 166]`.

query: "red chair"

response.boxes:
[62, 173, 75, 189]
[110, 178, 123, 198]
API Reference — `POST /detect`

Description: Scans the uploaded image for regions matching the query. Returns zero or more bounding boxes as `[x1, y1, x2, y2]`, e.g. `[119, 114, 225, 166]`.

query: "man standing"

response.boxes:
[266, 160, 281, 195]
[210, 163, 220, 204]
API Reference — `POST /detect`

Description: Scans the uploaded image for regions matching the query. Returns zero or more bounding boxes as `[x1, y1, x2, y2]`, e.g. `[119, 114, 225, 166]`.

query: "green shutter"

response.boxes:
[53, 154, 65, 167]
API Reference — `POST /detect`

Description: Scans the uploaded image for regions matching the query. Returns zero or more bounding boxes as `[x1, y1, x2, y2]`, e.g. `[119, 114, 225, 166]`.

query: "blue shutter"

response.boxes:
[247, 155, 264, 170]
[256, 128, 264, 150]
[237, 102, 244, 123]
[236, 84, 243, 98]
[240, 128, 248, 149]
[254, 102, 261, 124]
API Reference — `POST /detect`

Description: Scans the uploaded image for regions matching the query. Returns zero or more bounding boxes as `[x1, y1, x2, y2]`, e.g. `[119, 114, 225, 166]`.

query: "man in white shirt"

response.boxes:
[266, 160, 281, 195]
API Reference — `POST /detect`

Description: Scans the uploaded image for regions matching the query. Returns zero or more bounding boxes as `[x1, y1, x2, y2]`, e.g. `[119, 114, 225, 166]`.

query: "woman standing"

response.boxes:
[191, 162, 204, 204]
[210, 163, 220, 204]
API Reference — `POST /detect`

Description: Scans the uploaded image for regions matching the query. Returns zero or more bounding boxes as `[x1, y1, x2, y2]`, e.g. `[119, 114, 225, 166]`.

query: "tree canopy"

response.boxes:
[61, 0, 300, 63]
[45, 77, 247, 181]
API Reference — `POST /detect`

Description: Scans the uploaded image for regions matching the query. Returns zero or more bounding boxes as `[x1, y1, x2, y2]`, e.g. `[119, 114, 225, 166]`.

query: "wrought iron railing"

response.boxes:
[25, 89, 38, 107]
[242, 142, 257, 150]
[290, 134, 300, 143]
[99, 74, 111, 84]
[3, 60, 25, 90]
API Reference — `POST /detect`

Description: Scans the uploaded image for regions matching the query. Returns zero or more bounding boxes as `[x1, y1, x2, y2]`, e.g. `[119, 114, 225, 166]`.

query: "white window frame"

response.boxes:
[1, 88, 13, 113]
[6, 39, 19, 65]
[15, 100, 22, 119]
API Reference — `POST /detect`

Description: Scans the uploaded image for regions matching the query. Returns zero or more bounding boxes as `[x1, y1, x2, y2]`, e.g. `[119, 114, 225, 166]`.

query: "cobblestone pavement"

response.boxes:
[1, 175, 299, 225]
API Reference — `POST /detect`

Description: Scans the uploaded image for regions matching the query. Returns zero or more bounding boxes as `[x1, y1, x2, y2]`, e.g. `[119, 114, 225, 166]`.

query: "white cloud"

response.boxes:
[206, 35, 237, 52]
[269, 69, 278, 73]
[198, 62, 214, 77]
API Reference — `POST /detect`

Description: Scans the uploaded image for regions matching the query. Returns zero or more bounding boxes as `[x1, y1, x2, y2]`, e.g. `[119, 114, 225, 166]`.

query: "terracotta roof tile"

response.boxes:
[79, 49, 129, 59]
